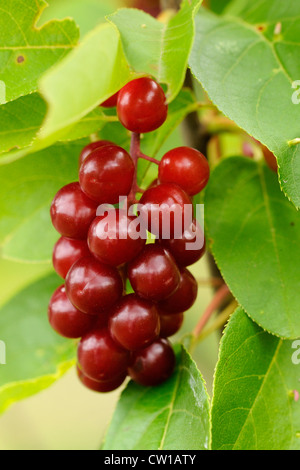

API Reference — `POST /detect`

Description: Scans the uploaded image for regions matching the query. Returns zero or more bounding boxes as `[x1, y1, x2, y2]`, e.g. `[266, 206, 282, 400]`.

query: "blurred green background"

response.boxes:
[0, 0, 219, 450]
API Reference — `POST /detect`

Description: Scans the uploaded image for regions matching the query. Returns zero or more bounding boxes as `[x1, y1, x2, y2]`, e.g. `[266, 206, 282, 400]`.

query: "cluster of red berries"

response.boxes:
[48, 77, 210, 393]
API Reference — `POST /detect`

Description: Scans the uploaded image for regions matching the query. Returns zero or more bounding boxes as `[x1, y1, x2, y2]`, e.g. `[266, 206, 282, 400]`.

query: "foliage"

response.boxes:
[0, 0, 299, 451]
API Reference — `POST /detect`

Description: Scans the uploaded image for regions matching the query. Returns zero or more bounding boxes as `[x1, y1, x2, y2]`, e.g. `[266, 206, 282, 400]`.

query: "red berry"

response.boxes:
[79, 140, 114, 168]
[128, 338, 176, 386]
[65, 256, 123, 315]
[128, 244, 180, 302]
[109, 294, 160, 351]
[52, 237, 90, 279]
[262, 145, 278, 172]
[117, 78, 168, 133]
[159, 313, 184, 338]
[158, 219, 205, 267]
[48, 286, 96, 339]
[100, 92, 119, 108]
[50, 183, 98, 240]
[88, 209, 146, 267]
[139, 183, 193, 238]
[77, 366, 126, 393]
[157, 268, 198, 315]
[159, 147, 210, 195]
[79, 145, 134, 204]
[78, 328, 129, 382]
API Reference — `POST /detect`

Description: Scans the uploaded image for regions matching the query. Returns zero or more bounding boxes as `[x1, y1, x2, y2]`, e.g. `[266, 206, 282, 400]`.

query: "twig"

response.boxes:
[196, 300, 238, 343]
[193, 284, 231, 338]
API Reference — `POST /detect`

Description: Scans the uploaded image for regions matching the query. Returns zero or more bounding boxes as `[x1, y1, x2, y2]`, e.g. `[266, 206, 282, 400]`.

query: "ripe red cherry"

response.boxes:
[52, 237, 90, 279]
[117, 77, 168, 133]
[139, 183, 193, 238]
[159, 313, 184, 338]
[79, 145, 134, 204]
[79, 140, 114, 168]
[128, 244, 180, 302]
[157, 268, 198, 315]
[262, 145, 278, 172]
[48, 286, 96, 339]
[50, 183, 98, 240]
[88, 209, 146, 267]
[109, 294, 160, 351]
[100, 91, 119, 108]
[77, 367, 126, 393]
[65, 256, 123, 315]
[128, 338, 176, 386]
[78, 328, 129, 382]
[158, 219, 205, 267]
[159, 147, 210, 195]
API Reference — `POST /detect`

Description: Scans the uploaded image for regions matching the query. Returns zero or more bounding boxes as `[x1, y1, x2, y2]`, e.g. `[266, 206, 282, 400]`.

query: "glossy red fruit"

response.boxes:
[88, 209, 146, 267]
[79, 145, 134, 204]
[128, 244, 180, 302]
[100, 92, 119, 108]
[65, 256, 123, 315]
[52, 237, 90, 279]
[262, 145, 278, 172]
[128, 338, 176, 386]
[117, 78, 168, 133]
[79, 140, 114, 168]
[139, 183, 193, 238]
[125, 0, 160, 16]
[77, 366, 126, 393]
[78, 328, 130, 382]
[50, 183, 98, 240]
[159, 147, 210, 195]
[158, 219, 205, 267]
[157, 268, 198, 315]
[109, 294, 160, 351]
[48, 286, 96, 339]
[159, 313, 184, 338]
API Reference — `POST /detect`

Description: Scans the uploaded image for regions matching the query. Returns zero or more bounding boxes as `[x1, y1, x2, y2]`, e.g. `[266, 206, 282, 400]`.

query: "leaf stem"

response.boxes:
[196, 300, 238, 343]
[193, 284, 231, 338]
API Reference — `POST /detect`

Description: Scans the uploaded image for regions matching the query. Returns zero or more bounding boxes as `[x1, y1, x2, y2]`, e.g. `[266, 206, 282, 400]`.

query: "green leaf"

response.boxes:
[212, 308, 300, 450]
[209, 0, 232, 14]
[109, 0, 202, 102]
[0, 93, 46, 155]
[189, 5, 300, 208]
[103, 345, 211, 450]
[38, 23, 132, 145]
[0, 273, 75, 414]
[0, 140, 87, 263]
[39, 0, 121, 37]
[0, 0, 79, 102]
[205, 157, 300, 339]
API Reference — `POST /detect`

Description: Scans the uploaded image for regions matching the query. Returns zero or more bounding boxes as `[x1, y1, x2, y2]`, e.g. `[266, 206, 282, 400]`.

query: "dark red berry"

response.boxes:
[157, 268, 198, 315]
[128, 244, 180, 302]
[52, 237, 90, 279]
[65, 256, 123, 315]
[50, 183, 98, 240]
[48, 286, 96, 339]
[77, 366, 126, 393]
[262, 145, 278, 172]
[79, 145, 134, 204]
[158, 219, 205, 267]
[78, 328, 129, 382]
[117, 77, 168, 133]
[88, 209, 146, 267]
[159, 147, 210, 195]
[79, 140, 114, 168]
[159, 313, 184, 338]
[128, 338, 176, 387]
[100, 92, 119, 108]
[139, 183, 193, 238]
[109, 294, 160, 351]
